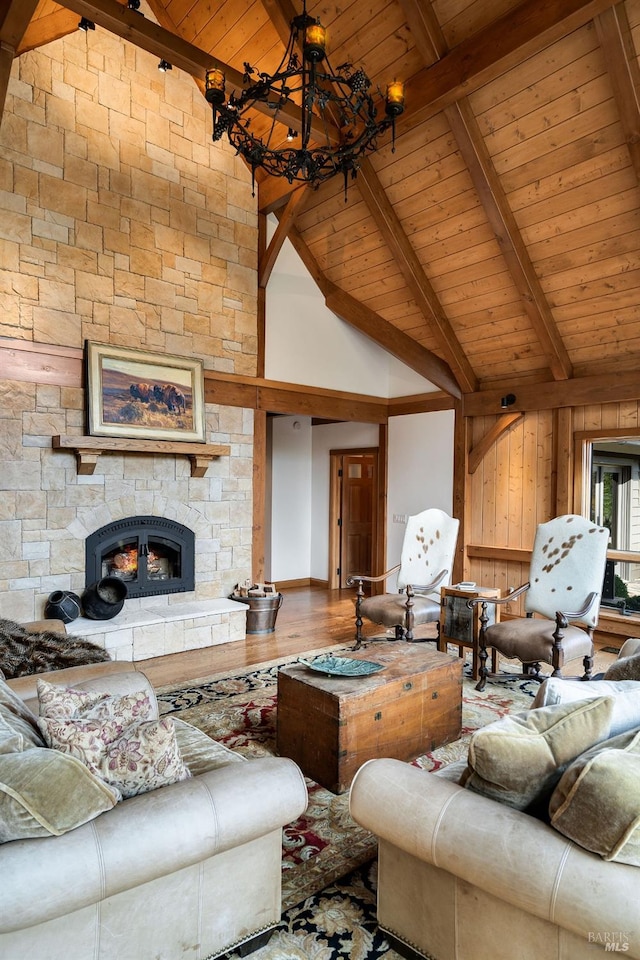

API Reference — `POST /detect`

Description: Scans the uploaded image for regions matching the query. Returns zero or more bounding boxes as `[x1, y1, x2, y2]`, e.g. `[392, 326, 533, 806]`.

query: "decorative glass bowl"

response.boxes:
[299, 655, 384, 677]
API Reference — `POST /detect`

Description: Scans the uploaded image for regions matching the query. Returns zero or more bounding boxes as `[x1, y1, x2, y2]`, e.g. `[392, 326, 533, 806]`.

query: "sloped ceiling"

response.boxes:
[3, 0, 640, 405]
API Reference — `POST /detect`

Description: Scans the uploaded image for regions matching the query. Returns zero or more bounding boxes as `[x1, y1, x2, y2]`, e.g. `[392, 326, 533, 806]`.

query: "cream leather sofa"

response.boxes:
[350, 650, 640, 960]
[0, 661, 308, 960]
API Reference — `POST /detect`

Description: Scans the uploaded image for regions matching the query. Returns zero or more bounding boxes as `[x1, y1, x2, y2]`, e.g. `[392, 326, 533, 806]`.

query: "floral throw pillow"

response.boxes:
[37, 678, 153, 724]
[38, 714, 191, 800]
[37, 681, 190, 800]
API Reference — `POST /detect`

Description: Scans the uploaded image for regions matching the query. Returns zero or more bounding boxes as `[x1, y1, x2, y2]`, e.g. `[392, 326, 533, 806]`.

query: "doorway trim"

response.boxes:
[328, 436, 387, 590]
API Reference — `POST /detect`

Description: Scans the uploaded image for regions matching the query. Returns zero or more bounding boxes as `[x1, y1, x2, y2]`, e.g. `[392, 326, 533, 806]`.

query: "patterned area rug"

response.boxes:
[226, 860, 398, 960]
[157, 645, 539, 958]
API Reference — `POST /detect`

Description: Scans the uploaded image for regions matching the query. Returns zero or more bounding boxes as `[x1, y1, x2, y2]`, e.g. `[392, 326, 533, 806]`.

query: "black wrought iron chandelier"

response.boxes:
[204, 1, 404, 198]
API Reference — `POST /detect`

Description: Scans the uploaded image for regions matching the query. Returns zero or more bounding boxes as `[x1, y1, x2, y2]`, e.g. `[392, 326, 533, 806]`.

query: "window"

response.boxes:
[577, 432, 640, 616]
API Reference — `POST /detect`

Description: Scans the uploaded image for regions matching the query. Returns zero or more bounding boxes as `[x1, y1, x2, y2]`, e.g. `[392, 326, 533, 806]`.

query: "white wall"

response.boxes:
[386, 410, 456, 567]
[265, 230, 439, 398]
[268, 412, 455, 583]
[268, 415, 313, 582]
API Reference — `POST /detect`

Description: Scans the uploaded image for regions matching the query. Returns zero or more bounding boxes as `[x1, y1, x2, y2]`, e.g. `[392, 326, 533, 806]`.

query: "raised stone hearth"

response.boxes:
[65, 597, 248, 661]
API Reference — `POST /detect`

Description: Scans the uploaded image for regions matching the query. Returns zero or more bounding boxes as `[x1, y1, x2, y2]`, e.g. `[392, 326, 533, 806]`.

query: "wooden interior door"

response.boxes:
[328, 452, 374, 588]
[341, 454, 375, 586]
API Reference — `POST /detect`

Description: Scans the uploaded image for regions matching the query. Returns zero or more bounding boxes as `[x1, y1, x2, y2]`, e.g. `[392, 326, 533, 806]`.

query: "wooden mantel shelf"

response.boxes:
[52, 436, 230, 478]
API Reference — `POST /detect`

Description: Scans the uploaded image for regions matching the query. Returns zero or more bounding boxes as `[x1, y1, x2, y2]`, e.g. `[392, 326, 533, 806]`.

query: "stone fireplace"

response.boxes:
[1, 378, 254, 663]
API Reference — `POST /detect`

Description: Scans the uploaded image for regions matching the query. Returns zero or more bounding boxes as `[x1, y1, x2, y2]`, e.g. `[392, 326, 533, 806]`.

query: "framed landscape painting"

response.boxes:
[86, 342, 206, 443]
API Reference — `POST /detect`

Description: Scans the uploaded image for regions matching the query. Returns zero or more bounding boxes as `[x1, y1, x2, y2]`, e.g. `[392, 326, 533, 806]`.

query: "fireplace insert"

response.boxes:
[85, 516, 195, 599]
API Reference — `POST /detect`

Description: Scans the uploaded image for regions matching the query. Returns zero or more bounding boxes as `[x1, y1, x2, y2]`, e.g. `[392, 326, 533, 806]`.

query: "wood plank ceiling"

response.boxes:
[3, 0, 640, 405]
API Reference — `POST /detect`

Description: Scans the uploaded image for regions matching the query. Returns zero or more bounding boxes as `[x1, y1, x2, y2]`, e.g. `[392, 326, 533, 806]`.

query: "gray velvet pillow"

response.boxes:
[460, 696, 615, 812]
[549, 727, 640, 865]
[0, 748, 118, 842]
[0, 678, 44, 751]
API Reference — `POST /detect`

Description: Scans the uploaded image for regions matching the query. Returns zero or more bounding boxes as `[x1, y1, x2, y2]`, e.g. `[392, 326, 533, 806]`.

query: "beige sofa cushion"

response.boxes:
[550, 727, 640, 866]
[461, 696, 615, 812]
[532, 678, 640, 738]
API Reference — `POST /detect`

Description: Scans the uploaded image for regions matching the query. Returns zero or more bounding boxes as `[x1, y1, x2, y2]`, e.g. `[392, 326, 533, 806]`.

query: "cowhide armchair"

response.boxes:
[348, 508, 459, 649]
[468, 514, 609, 691]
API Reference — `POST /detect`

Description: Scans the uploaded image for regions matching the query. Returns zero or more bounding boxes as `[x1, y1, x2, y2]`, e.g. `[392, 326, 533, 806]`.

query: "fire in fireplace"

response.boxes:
[85, 516, 195, 599]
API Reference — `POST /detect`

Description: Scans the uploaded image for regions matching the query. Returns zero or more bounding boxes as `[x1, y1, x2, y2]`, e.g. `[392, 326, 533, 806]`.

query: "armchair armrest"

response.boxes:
[556, 591, 599, 624]
[411, 568, 448, 596]
[466, 582, 530, 610]
[346, 564, 400, 587]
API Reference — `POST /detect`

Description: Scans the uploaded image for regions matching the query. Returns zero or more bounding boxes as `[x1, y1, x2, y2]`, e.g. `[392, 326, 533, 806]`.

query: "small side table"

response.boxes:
[439, 585, 501, 681]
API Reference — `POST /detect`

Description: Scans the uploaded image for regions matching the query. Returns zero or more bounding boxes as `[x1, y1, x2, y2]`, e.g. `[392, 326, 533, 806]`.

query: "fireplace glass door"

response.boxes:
[86, 517, 195, 598]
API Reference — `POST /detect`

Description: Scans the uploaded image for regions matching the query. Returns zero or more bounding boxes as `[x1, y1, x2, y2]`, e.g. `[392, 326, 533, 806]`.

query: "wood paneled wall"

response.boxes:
[464, 397, 640, 638]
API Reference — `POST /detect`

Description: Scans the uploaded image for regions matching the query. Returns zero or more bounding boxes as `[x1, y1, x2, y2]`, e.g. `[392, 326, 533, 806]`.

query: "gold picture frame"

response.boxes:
[86, 341, 206, 443]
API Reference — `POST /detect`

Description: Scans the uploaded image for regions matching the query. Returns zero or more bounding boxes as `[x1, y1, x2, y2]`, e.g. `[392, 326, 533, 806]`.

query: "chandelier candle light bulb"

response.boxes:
[205, 67, 225, 105]
[304, 22, 326, 62]
[386, 80, 405, 114]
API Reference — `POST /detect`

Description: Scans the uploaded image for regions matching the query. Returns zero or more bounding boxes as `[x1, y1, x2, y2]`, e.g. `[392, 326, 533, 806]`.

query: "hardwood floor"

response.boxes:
[136, 585, 619, 689]
[137, 585, 365, 688]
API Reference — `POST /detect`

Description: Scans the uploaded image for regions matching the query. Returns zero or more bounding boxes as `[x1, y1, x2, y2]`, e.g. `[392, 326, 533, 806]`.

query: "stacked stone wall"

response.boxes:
[0, 11, 257, 624]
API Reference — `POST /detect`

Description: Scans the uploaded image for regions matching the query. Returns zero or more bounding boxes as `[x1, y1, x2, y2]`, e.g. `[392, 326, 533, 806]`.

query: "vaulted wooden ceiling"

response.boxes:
[3, 0, 640, 406]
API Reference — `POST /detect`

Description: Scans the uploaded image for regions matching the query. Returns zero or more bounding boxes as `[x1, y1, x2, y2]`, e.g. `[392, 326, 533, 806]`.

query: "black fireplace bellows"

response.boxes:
[82, 577, 128, 620]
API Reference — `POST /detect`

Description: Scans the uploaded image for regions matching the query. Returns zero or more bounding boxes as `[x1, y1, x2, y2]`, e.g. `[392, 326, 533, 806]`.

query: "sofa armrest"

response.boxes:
[8, 664, 153, 716]
[350, 758, 639, 946]
[0, 755, 307, 933]
[22, 620, 67, 635]
[618, 637, 640, 659]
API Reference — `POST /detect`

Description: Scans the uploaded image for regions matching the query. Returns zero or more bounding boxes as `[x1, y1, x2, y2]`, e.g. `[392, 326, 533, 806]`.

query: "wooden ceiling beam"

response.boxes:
[19, 8, 79, 54]
[595, 4, 640, 184]
[399, 0, 447, 61]
[356, 158, 477, 394]
[259, 0, 297, 48]
[257, 174, 301, 215]
[324, 283, 462, 399]
[0, 0, 40, 122]
[468, 413, 524, 474]
[464, 369, 640, 416]
[262, 0, 474, 394]
[259, 186, 309, 288]
[0, 43, 12, 123]
[58, 0, 239, 80]
[259, 0, 618, 211]
[284, 223, 331, 293]
[0, 0, 40, 48]
[404, 0, 618, 124]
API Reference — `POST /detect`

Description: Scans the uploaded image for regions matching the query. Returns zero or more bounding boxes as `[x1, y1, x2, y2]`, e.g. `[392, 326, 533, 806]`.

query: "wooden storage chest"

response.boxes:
[276, 645, 462, 794]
